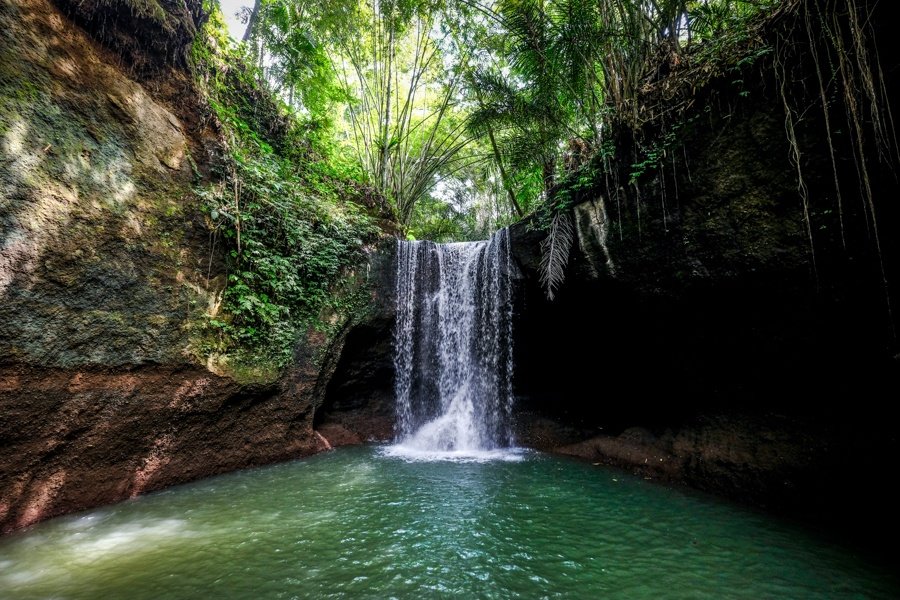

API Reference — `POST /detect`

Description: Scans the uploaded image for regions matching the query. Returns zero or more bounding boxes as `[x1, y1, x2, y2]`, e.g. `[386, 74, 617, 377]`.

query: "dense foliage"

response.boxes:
[190, 6, 378, 374]
[234, 0, 780, 241]
[201, 0, 894, 313]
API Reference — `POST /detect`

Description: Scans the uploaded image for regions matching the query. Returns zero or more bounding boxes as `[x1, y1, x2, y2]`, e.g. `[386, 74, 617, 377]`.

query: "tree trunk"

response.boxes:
[243, 0, 261, 43]
[380, 23, 395, 194]
[487, 125, 523, 217]
[468, 76, 523, 218]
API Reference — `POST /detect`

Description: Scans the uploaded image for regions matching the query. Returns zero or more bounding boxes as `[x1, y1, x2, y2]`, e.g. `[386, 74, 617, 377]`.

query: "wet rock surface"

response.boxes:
[315, 241, 397, 445]
[0, 363, 329, 531]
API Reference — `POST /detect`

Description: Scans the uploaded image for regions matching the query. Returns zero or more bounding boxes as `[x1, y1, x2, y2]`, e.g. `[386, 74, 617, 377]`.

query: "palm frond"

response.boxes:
[539, 210, 574, 300]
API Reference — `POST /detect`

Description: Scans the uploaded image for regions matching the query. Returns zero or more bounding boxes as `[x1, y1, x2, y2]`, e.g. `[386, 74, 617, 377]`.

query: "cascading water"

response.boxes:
[390, 229, 515, 458]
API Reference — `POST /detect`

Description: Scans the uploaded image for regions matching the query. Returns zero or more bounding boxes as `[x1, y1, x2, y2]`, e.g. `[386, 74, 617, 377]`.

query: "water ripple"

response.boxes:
[0, 446, 896, 599]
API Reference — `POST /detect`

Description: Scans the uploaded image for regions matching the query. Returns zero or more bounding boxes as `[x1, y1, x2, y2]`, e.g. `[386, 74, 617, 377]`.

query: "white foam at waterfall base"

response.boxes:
[389, 229, 518, 462]
[380, 444, 527, 463]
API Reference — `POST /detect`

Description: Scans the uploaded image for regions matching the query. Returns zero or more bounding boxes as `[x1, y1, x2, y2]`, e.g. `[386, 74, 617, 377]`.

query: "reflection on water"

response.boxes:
[0, 446, 897, 599]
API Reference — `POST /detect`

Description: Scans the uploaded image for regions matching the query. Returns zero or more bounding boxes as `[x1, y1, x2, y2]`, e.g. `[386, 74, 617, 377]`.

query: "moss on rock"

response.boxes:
[0, 0, 216, 368]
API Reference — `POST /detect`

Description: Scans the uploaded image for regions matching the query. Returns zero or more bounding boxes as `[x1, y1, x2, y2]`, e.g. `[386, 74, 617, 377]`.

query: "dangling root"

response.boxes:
[775, 38, 818, 285]
[806, 1, 845, 249]
[797, 0, 896, 336]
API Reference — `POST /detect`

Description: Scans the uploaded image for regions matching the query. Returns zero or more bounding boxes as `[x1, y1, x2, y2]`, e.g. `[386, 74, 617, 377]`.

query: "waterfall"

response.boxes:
[390, 229, 515, 458]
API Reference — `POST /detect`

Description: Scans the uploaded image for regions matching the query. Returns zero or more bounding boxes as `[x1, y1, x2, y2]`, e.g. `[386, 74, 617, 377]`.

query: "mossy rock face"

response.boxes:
[0, 0, 216, 369]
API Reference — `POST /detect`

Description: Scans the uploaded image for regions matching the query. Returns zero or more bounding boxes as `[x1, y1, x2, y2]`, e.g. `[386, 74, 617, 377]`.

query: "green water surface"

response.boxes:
[0, 446, 896, 599]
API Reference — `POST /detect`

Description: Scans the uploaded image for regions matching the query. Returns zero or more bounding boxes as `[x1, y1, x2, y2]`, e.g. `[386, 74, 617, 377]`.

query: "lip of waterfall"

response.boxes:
[390, 229, 516, 462]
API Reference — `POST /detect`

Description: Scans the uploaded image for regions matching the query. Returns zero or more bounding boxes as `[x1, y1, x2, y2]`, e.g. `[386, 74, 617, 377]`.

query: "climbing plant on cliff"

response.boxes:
[189, 4, 378, 376]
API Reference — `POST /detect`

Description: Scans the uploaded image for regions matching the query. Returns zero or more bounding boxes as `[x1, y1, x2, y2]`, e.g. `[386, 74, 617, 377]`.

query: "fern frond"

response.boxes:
[539, 211, 574, 301]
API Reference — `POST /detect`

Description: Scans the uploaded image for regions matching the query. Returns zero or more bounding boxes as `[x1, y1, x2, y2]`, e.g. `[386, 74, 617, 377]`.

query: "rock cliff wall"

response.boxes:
[0, 0, 358, 533]
[508, 0, 900, 542]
